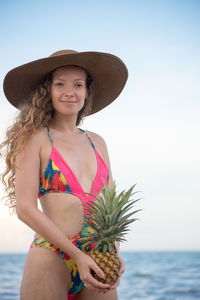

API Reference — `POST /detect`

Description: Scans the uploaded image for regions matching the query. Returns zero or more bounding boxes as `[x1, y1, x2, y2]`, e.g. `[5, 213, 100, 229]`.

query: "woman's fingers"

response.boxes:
[84, 280, 110, 293]
[118, 256, 125, 276]
[91, 260, 105, 280]
[111, 255, 125, 289]
[86, 255, 125, 291]
[86, 273, 110, 290]
[111, 276, 120, 289]
[77, 252, 112, 292]
[85, 259, 111, 290]
[79, 254, 125, 292]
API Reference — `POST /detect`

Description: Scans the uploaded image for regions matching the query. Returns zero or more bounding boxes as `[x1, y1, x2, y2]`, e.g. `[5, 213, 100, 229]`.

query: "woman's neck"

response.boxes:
[48, 112, 78, 134]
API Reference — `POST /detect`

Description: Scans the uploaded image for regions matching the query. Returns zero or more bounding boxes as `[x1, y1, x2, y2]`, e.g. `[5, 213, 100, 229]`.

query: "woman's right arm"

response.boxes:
[15, 130, 80, 259]
[15, 130, 110, 292]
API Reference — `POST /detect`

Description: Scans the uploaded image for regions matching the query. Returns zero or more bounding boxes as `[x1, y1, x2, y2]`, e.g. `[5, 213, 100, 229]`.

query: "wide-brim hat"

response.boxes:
[3, 50, 128, 115]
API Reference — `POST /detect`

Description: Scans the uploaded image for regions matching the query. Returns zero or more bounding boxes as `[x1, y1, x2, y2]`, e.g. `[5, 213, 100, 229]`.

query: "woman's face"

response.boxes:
[50, 65, 88, 117]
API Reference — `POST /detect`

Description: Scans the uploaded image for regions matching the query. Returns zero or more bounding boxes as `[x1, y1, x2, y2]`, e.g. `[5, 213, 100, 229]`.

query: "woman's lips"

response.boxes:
[60, 100, 77, 104]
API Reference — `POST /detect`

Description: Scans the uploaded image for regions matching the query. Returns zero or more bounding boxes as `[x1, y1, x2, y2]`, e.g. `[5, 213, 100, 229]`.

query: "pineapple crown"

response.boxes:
[85, 181, 142, 253]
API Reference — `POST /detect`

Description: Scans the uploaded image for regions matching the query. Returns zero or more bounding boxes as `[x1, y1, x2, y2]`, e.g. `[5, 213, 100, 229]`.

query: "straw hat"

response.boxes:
[3, 50, 128, 115]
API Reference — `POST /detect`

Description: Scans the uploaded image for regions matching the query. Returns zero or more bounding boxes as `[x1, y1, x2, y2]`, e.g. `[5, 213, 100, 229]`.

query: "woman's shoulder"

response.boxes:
[84, 130, 106, 145]
[25, 126, 49, 148]
[15, 127, 48, 165]
[84, 129, 108, 154]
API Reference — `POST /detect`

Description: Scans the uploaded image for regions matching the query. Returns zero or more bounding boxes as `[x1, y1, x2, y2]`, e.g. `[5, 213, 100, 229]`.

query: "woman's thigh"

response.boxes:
[76, 287, 118, 300]
[20, 247, 71, 300]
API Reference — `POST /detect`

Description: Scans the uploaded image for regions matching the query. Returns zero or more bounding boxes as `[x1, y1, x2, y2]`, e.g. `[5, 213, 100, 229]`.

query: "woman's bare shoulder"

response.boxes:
[26, 126, 48, 147]
[15, 126, 49, 169]
[84, 130, 108, 152]
[85, 130, 105, 143]
[15, 127, 48, 162]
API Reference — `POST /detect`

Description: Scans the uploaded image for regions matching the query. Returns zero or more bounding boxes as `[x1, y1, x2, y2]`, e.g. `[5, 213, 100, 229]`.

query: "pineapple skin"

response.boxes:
[90, 249, 120, 285]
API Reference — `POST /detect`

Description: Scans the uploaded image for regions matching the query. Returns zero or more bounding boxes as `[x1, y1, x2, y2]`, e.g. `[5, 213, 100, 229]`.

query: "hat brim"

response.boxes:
[3, 51, 128, 115]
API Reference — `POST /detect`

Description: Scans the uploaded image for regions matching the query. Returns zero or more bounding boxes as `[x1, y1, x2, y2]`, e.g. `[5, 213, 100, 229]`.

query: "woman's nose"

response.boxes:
[63, 85, 74, 97]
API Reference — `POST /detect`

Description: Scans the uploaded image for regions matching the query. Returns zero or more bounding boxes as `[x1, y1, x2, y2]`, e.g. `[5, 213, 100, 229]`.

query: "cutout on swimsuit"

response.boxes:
[38, 126, 109, 214]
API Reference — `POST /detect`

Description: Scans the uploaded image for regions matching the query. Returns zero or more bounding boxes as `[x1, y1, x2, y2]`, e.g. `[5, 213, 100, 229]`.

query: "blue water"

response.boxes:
[0, 251, 200, 300]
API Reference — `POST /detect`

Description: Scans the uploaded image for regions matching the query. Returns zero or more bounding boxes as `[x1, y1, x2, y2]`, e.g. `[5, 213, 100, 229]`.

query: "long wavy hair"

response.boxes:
[0, 69, 94, 214]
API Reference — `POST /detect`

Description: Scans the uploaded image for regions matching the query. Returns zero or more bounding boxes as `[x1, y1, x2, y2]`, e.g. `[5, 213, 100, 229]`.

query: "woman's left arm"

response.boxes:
[90, 132, 126, 288]
[90, 132, 114, 190]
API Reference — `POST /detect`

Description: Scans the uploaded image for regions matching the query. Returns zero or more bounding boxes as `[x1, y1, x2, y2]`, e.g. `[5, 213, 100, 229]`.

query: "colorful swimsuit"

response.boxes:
[30, 126, 109, 300]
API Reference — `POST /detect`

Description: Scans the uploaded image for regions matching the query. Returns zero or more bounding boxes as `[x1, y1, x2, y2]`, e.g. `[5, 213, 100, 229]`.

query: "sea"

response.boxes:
[0, 251, 200, 300]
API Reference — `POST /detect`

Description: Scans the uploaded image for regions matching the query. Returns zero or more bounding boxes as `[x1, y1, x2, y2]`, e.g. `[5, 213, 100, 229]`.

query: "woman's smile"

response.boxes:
[60, 100, 77, 104]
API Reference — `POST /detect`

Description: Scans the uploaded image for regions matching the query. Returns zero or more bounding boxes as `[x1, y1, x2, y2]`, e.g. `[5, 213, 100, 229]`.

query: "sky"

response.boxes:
[0, 0, 199, 253]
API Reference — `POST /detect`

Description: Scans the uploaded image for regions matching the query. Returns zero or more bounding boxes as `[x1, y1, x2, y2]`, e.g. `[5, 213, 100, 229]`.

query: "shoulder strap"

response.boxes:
[46, 126, 95, 149]
[46, 126, 53, 146]
[78, 128, 95, 149]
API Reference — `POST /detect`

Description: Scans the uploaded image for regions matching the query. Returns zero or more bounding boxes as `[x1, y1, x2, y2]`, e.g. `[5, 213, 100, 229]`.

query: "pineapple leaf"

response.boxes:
[103, 243, 108, 253]
[84, 181, 142, 249]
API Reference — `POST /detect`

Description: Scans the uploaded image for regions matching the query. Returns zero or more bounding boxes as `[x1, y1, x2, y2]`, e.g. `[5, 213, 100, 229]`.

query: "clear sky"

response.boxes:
[0, 0, 199, 253]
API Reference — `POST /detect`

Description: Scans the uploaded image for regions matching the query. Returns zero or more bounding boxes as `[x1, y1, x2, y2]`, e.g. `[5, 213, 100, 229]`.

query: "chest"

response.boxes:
[40, 134, 98, 183]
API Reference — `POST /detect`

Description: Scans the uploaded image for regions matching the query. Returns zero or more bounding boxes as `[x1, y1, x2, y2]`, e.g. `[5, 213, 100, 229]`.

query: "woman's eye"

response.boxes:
[75, 83, 83, 88]
[55, 82, 63, 86]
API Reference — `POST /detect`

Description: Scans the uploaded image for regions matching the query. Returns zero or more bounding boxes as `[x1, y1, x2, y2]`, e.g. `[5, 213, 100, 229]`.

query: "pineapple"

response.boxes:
[86, 181, 141, 285]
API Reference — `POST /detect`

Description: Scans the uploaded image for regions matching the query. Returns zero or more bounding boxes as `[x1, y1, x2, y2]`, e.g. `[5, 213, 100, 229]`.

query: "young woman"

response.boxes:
[1, 50, 128, 300]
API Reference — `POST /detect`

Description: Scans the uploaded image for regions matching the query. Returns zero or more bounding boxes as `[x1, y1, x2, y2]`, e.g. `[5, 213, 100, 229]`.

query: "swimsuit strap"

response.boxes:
[46, 126, 53, 146]
[78, 128, 95, 149]
[46, 126, 95, 149]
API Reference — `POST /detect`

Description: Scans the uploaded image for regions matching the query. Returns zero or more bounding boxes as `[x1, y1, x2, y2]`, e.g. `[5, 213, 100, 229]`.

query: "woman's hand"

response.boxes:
[75, 252, 111, 293]
[111, 255, 125, 289]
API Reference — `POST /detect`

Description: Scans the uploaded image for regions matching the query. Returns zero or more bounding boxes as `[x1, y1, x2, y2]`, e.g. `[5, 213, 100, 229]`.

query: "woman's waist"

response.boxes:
[39, 192, 92, 216]
[34, 213, 96, 240]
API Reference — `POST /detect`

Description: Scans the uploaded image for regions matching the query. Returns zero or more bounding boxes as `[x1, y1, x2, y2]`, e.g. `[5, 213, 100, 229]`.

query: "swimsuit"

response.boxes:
[30, 126, 109, 299]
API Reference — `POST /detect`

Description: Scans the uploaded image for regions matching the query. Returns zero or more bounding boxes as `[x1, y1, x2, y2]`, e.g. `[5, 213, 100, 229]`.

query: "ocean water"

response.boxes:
[0, 251, 200, 300]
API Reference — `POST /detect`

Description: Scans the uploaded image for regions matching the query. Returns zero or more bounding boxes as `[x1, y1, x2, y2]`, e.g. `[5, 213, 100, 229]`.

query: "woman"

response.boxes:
[1, 50, 128, 300]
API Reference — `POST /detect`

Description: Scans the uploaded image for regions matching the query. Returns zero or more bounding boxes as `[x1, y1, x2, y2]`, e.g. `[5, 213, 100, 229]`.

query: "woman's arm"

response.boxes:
[89, 132, 125, 287]
[15, 130, 110, 292]
[15, 131, 79, 259]
[88, 131, 114, 189]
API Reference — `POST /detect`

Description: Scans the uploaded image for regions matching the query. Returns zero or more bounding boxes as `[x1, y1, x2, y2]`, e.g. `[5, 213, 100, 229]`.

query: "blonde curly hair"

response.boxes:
[0, 70, 94, 214]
